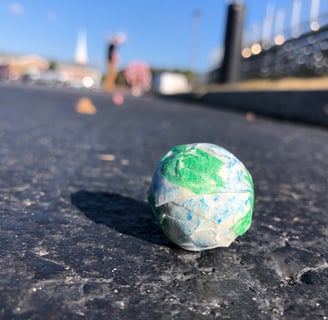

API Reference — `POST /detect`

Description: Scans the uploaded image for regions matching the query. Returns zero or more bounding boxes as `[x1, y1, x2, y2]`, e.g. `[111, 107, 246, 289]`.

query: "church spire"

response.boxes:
[75, 30, 88, 65]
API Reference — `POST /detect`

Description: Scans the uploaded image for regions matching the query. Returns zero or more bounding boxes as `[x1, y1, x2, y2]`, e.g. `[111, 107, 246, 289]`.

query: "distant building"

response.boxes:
[57, 62, 101, 88]
[0, 53, 48, 80]
[0, 52, 101, 88]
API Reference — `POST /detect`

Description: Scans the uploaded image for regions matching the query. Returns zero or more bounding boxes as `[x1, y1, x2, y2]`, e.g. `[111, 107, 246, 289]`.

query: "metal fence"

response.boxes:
[242, 24, 328, 79]
[209, 7, 328, 82]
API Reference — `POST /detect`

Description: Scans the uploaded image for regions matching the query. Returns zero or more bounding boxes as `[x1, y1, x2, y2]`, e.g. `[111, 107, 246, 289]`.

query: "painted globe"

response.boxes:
[148, 143, 254, 251]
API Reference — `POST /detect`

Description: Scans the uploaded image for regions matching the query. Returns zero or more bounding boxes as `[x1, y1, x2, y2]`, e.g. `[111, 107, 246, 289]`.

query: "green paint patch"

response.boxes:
[244, 169, 254, 189]
[231, 210, 252, 236]
[231, 192, 254, 236]
[160, 146, 225, 194]
[161, 144, 188, 162]
[160, 216, 170, 234]
[148, 192, 161, 218]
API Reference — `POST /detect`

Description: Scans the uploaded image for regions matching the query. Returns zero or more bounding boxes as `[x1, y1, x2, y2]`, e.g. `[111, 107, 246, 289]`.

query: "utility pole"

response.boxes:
[291, 0, 302, 37]
[190, 9, 201, 87]
[310, 0, 320, 31]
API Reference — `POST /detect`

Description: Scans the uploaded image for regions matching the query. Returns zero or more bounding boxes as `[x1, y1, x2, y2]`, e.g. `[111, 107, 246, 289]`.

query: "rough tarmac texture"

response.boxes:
[0, 84, 327, 319]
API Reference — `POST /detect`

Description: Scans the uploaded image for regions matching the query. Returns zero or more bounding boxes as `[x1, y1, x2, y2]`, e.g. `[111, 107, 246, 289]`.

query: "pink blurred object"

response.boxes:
[112, 93, 124, 105]
[124, 61, 151, 96]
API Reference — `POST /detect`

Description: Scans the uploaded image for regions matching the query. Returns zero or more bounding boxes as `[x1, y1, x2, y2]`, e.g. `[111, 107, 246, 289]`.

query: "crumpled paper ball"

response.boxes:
[148, 143, 254, 251]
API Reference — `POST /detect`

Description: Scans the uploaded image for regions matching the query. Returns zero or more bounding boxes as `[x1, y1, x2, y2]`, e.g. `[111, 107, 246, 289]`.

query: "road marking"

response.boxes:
[75, 97, 97, 114]
[98, 154, 116, 161]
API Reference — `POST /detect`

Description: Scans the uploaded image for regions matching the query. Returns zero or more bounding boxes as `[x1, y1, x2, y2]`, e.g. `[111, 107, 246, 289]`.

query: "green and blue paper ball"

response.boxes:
[148, 143, 254, 251]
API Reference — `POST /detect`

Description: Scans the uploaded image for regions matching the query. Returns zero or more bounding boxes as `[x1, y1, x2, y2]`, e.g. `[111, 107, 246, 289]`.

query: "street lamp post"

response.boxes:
[190, 9, 201, 87]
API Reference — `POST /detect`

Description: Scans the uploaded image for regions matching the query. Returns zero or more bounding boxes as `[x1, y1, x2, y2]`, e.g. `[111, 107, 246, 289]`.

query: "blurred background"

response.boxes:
[0, 0, 327, 92]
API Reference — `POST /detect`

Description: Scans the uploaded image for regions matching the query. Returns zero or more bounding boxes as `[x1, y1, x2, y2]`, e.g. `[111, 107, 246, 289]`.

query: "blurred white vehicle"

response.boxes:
[152, 72, 191, 94]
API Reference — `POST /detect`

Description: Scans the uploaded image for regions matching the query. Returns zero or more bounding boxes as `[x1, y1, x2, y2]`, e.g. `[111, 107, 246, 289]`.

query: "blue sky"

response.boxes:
[1, 1, 327, 73]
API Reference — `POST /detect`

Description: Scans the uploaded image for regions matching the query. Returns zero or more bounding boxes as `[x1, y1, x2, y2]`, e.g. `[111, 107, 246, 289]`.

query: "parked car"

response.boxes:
[0, 65, 10, 82]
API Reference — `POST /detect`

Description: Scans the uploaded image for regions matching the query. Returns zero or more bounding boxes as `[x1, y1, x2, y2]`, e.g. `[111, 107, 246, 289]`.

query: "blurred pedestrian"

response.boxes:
[103, 33, 125, 92]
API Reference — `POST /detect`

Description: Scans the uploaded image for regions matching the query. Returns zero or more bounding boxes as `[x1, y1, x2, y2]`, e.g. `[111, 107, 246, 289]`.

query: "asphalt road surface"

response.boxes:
[0, 83, 327, 319]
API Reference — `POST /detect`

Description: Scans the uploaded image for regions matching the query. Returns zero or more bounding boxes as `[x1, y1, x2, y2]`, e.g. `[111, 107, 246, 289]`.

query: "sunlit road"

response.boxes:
[1, 83, 328, 319]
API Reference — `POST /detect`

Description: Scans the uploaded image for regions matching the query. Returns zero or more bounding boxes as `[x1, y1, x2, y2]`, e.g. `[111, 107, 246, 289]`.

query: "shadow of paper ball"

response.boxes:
[71, 190, 172, 246]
